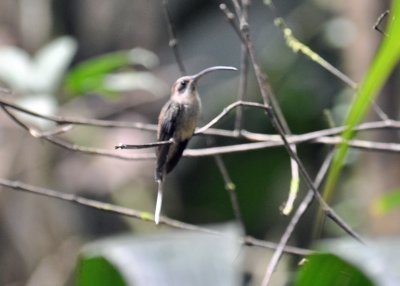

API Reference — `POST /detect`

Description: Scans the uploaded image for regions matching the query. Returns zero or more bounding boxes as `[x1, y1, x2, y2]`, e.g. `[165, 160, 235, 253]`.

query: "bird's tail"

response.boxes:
[155, 179, 163, 224]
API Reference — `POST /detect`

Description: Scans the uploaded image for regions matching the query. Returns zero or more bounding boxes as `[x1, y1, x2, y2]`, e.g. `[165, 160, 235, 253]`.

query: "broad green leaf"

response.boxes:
[323, 2, 400, 199]
[77, 256, 126, 286]
[295, 253, 375, 286]
[64, 48, 159, 96]
[307, 238, 400, 286]
[75, 225, 241, 286]
[372, 189, 400, 215]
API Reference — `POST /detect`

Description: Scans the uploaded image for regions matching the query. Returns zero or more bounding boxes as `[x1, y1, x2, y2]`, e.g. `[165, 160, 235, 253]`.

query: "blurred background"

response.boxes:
[0, 0, 398, 285]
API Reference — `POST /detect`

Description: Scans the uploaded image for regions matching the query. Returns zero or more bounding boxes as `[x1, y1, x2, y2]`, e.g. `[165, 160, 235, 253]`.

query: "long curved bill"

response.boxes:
[191, 66, 237, 82]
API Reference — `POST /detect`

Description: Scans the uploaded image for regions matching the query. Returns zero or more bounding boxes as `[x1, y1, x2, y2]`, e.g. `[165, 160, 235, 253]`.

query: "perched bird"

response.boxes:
[154, 66, 237, 224]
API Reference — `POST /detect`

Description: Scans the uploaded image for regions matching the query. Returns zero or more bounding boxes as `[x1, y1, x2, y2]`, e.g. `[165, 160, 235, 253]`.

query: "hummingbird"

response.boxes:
[154, 66, 237, 224]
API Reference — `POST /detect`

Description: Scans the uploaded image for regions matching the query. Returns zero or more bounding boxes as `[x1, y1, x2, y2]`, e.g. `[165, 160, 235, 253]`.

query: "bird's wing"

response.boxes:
[155, 101, 182, 181]
[157, 101, 181, 141]
[165, 139, 188, 174]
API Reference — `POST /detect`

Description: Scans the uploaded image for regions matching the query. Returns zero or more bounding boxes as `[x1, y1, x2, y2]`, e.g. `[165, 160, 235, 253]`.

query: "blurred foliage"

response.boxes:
[0, 36, 77, 93]
[372, 189, 400, 216]
[301, 237, 400, 286]
[76, 227, 241, 286]
[294, 253, 375, 286]
[77, 256, 126, 286]
[0, 36, 77, 128]
[64, 47, 164, 97]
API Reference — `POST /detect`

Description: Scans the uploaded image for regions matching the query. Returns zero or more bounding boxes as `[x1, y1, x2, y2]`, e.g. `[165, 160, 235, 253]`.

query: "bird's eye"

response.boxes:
[177, 80, 188, 93]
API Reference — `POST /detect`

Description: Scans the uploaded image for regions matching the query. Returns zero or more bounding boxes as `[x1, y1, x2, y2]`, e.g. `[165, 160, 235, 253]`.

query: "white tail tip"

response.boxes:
[155, 180, 163, 224]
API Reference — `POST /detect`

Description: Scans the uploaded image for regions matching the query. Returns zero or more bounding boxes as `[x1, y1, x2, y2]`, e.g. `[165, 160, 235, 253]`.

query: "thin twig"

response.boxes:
[4, 100, 400, 162]
[195, 100, 268, 134]
[162, 0, 186, 75]
[0, 106, 155, 161]
[0, 97, 158, 131]
[271, 13, 389, 121]
[185, 135, 400, 157]
[224, 2, 302, 217]
[261, 150, 335, 286]
[115, 139, 173, 149]
[2, 87, 398, 143]
[0, 177, 311, 256]
[233, 0, 249, 134]
[373, 10, 390, 36]
[208, 136, 246, 231]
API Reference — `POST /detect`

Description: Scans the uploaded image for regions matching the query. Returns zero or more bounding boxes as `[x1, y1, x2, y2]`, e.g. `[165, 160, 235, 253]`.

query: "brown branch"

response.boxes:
[270, 9, 388, 121]
[185, 135, 400, 157]
[221, 3, 363, 242]
[207, 136, 246, 231]
[0, 105, 155, 161]
[3, 95, 398, 142]
[3, 99, 400, 163]
[115, 139, 173, 149]
[373, 10, 390, 36]
[224, 1, 302, 217]
[161, 0, 186, 75]
[261, 150, 335, 286]
[195, 100, 268, 135]
[47, 136, 155, 160]
[0, 97, 157, 131]
[233, 0, 249, 134]
[0, 177, 311, 256]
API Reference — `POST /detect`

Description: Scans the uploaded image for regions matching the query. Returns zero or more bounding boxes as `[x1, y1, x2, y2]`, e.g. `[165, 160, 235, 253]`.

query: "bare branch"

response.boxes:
[0, 105, 155, 161]
[0, 177, 311, 256]
[224, 1, 302, 217]
[115, 139, 173, 150]
[374, 10, 390, 36]
[261, 150, 335, 286]
[271, 12, 389, 121]
[195, 100, 269, 135]
[233, 0, 250, 134]
[0, 97, 157, 131]
[221, 2, 363, 242]
[161, 0, 186, 75]
[208, 136, 246, 231]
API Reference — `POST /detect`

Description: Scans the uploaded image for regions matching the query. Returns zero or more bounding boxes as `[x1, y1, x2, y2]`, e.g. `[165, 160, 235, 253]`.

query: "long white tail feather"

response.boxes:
[155, 180, 163, 224]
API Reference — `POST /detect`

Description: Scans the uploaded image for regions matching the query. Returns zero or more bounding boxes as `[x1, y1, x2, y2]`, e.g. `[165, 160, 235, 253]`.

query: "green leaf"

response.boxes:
[295, 253, 375, 286]
[76, 256, 126, 286]
[64, 48, 159, 96]
[372, 189, 400, 215]
[296, 238, 400, 286]
[75, 225, 241, 286]
[323, 2, 400, 199]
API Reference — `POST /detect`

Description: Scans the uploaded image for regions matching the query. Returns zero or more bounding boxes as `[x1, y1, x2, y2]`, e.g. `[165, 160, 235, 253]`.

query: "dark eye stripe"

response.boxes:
[178, 80, 187, 93]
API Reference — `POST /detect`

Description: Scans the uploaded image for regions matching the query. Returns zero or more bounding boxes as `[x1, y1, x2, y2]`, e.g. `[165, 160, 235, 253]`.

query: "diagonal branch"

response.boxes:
[161, 0, 186, 75]
[0, 97, 157, 131]
[220, 3, 363, 242]
[0, 105, 155, 161]
[0, 177, 311, 256]
[261, 150, 335, 286]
